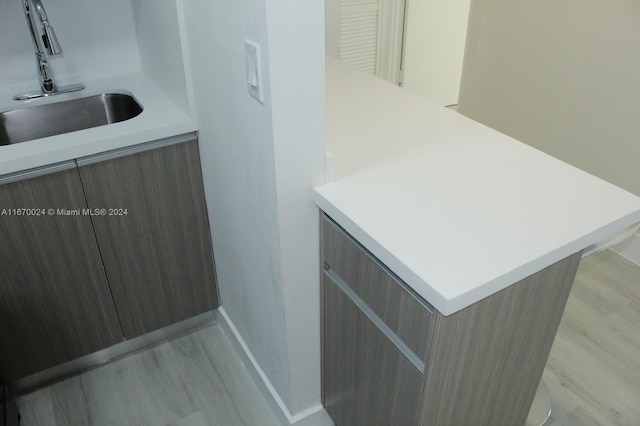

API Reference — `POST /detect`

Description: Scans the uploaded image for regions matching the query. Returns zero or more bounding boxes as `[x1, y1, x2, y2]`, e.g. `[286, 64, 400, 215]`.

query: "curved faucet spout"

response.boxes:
[22, 0, 45, 57]
[32, 0, 63, 55]
[14, 0, 84, 100]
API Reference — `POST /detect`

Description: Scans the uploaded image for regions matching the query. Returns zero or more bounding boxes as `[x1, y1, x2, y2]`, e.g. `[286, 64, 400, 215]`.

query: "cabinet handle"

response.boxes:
[324, 268, 426, 373]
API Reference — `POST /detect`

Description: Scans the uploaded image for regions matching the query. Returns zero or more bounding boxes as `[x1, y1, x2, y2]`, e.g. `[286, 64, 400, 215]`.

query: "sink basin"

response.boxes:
[0, 91, 143, 145]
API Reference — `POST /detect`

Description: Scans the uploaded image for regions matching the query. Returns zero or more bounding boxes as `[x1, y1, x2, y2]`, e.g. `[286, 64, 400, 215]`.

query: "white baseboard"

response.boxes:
[611, 230, 640, 266]
[218, 307, 334, 426]
[288, 405, 334, 426]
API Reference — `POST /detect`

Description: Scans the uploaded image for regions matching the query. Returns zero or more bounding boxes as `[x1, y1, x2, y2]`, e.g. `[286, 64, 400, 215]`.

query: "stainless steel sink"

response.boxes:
[0, 91, 143, 145]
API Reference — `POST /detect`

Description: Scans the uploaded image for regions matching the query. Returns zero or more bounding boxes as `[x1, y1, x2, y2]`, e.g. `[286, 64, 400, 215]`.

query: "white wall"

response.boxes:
[181, 0, 287, 406]
[264, 0, 326, 417]
[182, 0, 326, 422]
[0, 0, 141, 94]
[458, 0, 640, 197]
[131, 0, 194, 117]
[402, 0, 470, 106]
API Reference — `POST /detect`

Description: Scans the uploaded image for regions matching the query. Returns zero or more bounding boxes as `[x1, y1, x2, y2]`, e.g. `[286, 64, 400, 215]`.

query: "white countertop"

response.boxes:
[0, 73, 196, 175]
[314, 57, 640, 315]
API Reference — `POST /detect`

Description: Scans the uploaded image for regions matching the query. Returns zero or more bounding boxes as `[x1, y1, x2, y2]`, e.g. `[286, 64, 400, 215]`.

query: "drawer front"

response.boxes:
[323, 274, 424, 425]
[322, 214, 434, 363]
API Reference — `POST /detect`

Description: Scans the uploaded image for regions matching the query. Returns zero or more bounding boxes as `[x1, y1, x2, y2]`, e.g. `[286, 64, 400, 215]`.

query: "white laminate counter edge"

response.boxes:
[0, 73, 197, 176]
[315, 190, 640, 316]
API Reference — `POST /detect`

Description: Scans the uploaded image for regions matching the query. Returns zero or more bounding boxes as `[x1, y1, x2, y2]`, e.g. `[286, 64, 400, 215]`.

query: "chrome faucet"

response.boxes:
[14, 0, 85, 100]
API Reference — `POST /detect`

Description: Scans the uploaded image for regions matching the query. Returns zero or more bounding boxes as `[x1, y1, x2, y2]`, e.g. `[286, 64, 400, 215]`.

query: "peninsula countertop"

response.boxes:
[313, 57, 640, 316]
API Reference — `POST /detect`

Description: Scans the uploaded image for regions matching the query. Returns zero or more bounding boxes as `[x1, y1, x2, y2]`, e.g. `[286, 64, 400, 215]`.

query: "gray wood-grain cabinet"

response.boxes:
[322, 215, 435, 425]
[323, 273, 426, 425]
[78, 139, 218, 339]
[321, 213, 582, 426]
[0, 166, 123, 382]
[0, 135, 218, 382]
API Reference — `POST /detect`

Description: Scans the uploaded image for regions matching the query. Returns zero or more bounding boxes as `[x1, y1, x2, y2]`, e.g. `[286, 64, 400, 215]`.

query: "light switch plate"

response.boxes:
[244, 40, 264, 103]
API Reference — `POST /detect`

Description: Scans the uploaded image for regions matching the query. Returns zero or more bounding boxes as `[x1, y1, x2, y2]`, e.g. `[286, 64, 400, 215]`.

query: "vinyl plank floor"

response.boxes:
[16, 325, 282, 426]
[544, 250, 640, 426]
[16, 249, 639, 425]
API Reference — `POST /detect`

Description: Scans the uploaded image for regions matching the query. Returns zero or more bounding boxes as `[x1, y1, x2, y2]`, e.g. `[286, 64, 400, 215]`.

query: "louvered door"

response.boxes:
[339, 0, 382, 75]
[325, 0, 406, 84]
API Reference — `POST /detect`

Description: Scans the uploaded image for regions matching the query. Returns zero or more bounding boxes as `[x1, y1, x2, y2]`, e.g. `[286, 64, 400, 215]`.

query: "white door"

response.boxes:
[325, 0, 406, 85]
[401, 0, 471, 106]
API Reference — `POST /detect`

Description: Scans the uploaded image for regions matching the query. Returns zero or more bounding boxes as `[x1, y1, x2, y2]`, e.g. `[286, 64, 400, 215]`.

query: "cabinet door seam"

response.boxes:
[74, 160, 127, 340]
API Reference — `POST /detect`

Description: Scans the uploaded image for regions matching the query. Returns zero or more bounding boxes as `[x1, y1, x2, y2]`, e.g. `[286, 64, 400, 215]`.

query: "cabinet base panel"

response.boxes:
[10, 310, 217, 395]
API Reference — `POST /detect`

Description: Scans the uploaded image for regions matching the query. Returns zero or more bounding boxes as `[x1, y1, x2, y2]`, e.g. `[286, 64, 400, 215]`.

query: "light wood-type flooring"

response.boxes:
[15, 249, 640, 425]
[16, 325, 281, 426]
[544, 250, 640, 425]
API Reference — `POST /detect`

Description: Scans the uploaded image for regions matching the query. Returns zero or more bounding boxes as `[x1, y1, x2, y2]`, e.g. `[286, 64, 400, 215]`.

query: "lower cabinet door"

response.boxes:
[77, 139, 218, 339]
[0, 167, 123, 381]
[323, 273, 424, 426]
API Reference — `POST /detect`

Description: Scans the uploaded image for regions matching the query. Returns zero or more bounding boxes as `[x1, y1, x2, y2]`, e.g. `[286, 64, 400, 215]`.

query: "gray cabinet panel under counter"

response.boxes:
[320, 212, 583, 426]
[322, 216, 435, 362]
[77, 137, 218, 339]
[0, 134, 219, 390]
[322, 272, 425, 426]
[0, 166, 123, 382]
[321, 214, 433, 425]
[418, 250, 581, 425]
